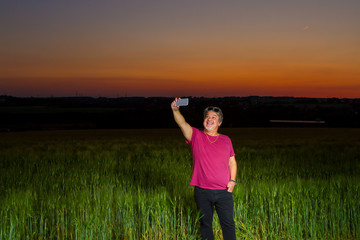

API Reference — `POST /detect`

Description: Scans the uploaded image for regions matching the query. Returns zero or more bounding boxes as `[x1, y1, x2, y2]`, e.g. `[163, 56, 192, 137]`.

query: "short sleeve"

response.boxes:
[229, 138, 235, 157]
[186, 127, 199, 146]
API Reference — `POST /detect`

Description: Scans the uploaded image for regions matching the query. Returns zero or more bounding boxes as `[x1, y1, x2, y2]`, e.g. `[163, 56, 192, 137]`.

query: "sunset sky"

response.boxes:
[1, 0, 359, 98]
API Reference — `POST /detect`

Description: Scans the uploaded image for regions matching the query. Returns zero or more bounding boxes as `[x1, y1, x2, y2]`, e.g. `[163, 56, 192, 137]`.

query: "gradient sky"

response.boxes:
[1, 0, 359, 98]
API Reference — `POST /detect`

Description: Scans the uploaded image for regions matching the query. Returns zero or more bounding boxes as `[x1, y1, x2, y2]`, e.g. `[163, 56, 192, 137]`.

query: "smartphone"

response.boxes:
[176, 98, 189, 106]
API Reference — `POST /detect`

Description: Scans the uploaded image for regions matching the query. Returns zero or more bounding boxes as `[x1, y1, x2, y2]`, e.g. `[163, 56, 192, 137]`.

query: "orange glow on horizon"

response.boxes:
[2, 74, 359, 98]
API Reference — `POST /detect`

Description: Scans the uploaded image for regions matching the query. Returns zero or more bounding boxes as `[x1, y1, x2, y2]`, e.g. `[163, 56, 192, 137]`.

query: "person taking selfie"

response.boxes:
[171, 98, 237, 240]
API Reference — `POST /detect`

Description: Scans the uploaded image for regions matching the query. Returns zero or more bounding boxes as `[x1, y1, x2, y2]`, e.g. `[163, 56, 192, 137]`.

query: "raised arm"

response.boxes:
[171, 98, 193, 141]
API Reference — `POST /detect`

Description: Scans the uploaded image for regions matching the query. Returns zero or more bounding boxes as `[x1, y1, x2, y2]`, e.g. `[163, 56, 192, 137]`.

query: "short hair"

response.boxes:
[204, 106, 223, 123]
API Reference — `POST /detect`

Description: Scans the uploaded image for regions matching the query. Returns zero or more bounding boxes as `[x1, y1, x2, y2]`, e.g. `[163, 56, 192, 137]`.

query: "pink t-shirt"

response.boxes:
[186, 127, 235, 190]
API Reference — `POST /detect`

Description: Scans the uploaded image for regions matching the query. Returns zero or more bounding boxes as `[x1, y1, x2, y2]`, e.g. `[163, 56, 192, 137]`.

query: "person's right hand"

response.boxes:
[171, 98, 181, 111]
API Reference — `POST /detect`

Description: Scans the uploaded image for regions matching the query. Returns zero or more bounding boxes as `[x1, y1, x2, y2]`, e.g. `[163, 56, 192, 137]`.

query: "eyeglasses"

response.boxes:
[205, 106, 221, 113]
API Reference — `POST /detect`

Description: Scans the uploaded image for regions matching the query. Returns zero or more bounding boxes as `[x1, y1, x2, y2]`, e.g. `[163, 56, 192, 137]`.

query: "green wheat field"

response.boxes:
[1, 128, 359, 239]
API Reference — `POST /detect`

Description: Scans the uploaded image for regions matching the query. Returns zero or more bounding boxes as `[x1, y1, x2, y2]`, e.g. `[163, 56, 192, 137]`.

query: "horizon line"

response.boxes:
[1, 94, 359, 100]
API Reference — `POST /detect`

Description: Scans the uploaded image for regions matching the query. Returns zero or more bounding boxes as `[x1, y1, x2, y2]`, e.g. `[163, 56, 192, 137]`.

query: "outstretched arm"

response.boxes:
[171, 98, 193, 141]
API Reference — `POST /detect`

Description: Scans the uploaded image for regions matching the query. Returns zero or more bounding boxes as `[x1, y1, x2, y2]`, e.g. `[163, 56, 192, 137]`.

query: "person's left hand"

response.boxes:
[227, 181, 236, 192]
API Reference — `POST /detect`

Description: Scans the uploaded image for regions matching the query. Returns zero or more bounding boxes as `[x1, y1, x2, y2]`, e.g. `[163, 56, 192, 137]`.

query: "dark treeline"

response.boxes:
[0, 95, 359, 131]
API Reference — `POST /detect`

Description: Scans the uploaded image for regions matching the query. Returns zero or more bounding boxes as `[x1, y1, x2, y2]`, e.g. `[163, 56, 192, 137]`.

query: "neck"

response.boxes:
[204, 129, 218, 136]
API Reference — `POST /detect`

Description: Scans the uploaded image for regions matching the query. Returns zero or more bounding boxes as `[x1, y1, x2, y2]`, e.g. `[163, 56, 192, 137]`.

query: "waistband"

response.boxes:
[194, 186, 227, 192]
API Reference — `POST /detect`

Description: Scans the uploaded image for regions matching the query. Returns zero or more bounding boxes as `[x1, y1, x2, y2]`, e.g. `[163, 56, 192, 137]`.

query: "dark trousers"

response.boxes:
[194, 186, 236, 240]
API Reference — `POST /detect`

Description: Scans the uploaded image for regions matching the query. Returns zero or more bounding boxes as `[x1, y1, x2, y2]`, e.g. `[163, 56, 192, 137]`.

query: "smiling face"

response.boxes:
[203, 110, 221, 132]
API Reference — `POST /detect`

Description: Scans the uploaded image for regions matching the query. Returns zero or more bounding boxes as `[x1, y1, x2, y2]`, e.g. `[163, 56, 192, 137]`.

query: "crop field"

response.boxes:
[0, 128, 359, 239]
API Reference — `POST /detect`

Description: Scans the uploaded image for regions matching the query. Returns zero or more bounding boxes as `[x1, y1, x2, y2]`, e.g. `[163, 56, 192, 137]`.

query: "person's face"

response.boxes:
[203, 110, 221, 131]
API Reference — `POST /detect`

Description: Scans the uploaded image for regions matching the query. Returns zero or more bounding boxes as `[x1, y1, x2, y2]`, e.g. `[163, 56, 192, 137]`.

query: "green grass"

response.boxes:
[0, 128, 359, 239]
